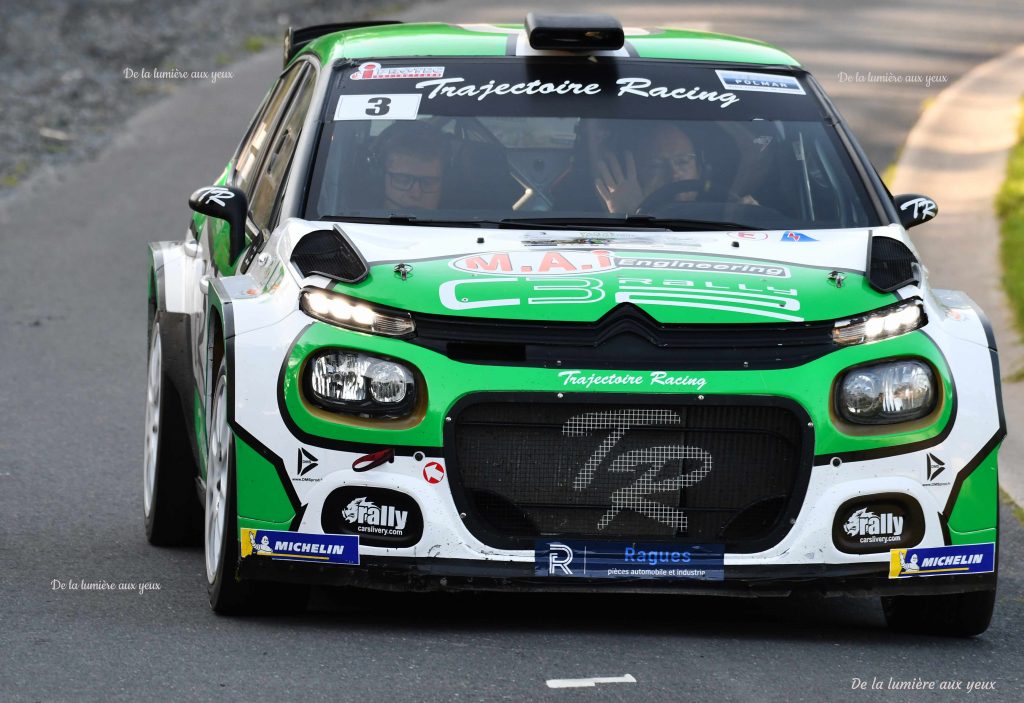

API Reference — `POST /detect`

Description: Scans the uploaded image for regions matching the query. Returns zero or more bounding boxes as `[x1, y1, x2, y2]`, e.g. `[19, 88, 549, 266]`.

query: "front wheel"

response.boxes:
[204, 356, 309, 615]
[205, 358, 257, 613]
[881, 589, 996, 637]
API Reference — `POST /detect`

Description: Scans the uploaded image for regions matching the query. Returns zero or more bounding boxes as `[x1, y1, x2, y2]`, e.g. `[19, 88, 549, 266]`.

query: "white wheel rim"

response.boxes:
[204, 372, 230, 584]
[143, 322, 161, 517]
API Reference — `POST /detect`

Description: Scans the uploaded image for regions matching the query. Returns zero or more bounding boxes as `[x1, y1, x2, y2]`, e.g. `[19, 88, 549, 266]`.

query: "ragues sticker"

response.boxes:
[535, 540, 724, 580]
[321, 486, 424, 547]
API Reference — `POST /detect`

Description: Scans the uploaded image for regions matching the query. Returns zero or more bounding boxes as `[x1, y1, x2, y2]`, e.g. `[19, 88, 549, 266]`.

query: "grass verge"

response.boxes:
[1001, 488, 1024, 526]
[996, 97, 1024, 348]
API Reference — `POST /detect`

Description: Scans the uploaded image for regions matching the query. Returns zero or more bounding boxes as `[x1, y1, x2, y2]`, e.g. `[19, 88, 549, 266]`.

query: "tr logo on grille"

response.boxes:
[562, 410, 713, 531]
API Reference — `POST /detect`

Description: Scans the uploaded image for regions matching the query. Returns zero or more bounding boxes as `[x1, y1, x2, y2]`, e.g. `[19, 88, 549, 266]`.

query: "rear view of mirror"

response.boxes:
[893, 194, 938, 230]
[188, 185, 248, 262]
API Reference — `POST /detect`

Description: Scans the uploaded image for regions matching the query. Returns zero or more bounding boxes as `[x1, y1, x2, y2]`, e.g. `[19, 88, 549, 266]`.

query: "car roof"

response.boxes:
[300, 22, 801, 68]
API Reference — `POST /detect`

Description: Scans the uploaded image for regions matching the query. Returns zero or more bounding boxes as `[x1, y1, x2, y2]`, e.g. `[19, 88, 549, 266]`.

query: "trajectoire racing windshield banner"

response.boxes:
[333, 58, 823, 121]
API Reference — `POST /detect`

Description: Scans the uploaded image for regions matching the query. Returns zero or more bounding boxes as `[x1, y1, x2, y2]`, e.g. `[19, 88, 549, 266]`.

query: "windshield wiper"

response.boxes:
[323, 215, 761, 232]
[499, 216, 761, 232]
[625, 216, 761, 231]
[325, 215, 635, 230]
[323, 215, 491, 228]
[498, 216, 669, 230]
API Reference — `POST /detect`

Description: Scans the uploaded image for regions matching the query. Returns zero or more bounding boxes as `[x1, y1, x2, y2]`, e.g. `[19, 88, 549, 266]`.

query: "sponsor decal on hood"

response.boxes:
[282, 221, 906, 323]
[450, 250, 790, 278]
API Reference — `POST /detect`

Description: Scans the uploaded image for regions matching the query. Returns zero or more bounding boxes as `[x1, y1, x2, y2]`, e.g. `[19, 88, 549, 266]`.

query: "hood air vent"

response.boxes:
[867, 235, 919, 293]
[291, 225, 368, 283]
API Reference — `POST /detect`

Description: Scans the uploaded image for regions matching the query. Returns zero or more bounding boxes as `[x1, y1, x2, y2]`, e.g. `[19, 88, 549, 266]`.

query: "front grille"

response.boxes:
[410, 304, 838, 370]
[447, 395, 810, 551]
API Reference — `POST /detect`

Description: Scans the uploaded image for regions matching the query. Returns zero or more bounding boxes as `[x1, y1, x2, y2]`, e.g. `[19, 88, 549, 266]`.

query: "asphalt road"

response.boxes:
[2, 2, 1024, 701]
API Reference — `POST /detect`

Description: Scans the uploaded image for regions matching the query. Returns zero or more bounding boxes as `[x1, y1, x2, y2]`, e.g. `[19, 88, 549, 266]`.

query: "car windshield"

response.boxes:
[306, 58, 882, 230]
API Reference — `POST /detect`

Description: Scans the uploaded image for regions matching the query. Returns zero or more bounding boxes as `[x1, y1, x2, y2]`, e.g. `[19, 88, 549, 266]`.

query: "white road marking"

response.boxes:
[546, 674, 637, 689]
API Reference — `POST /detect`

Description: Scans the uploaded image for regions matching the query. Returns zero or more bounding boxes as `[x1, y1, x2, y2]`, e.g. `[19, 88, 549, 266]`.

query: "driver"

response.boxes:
[595, 123, 701, 213]
[593, 122, 758, 213]
[375, 122, 446, 211]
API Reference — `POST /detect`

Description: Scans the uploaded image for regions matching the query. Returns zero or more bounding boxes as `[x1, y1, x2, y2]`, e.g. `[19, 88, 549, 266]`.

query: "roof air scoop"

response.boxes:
[525, 12, 624, 51]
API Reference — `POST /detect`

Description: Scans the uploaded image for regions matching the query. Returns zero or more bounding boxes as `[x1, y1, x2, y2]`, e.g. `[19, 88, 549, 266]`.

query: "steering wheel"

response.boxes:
[635, 179, 705, 214]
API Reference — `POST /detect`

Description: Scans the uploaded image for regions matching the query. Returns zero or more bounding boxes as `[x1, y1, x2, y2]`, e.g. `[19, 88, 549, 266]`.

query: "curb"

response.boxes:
[892, 44, 1024, 507]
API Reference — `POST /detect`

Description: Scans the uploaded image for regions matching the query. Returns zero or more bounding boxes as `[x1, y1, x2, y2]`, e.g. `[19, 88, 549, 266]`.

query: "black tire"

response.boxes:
[144, 315, 202, 546]
[881, 588, 996, 637]
[205, 357, 309, 615]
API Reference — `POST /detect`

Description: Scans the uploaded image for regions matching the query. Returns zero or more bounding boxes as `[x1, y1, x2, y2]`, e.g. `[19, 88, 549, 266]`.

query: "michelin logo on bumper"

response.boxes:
[536, 541, 724, 580]
[240, 528, 359, 565]
[889, 543, 994, 579]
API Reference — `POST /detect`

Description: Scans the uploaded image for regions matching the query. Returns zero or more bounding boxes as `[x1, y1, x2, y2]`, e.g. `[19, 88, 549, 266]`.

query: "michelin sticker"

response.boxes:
[536, 541, 724, 580]
[716, 70, 805, 95]
[889, 543, 995, 579]
[240, 528, 359, 565]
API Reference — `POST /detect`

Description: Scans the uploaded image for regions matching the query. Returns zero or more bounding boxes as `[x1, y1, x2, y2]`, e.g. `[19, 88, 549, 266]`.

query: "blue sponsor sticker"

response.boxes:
[889, 543, 995, 579]
[535, 541, 724, 581]
[240, 528, 359, 565]
[781, 230, 817, 242]
[716, 70, 806, 95]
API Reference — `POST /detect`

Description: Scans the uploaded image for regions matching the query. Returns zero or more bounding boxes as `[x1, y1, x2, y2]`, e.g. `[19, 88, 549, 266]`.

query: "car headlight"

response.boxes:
[304, 349, 417, 418]
[832, 299, 925, 346]
[300, 288, 415, 338]
[837, 360, 937, 424]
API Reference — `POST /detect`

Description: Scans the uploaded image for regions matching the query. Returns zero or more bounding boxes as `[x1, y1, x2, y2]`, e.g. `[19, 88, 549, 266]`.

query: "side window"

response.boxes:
[249, 66, 316, 231]
[234, 64, 304, 195]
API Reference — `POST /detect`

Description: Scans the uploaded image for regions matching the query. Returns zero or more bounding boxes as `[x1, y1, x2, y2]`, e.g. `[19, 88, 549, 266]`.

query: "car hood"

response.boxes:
[283, 222, 910, 324]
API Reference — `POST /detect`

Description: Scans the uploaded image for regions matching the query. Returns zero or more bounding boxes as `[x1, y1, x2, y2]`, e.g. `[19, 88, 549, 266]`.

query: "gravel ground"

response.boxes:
[0, 0, 419, 196]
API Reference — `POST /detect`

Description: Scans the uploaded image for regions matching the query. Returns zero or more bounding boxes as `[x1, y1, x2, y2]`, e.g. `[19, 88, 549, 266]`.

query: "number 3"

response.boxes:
[365, 97, 392, 116]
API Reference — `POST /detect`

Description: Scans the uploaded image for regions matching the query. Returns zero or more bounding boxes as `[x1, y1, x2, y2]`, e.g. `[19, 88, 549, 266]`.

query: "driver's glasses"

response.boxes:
[386, 171, 442, 193]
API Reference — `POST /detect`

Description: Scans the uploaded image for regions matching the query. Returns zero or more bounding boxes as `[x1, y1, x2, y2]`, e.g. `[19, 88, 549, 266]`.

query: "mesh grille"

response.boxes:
[868, 236, 918, 292]
[291, 228, 368, 283]
[450, 399, 806, 548]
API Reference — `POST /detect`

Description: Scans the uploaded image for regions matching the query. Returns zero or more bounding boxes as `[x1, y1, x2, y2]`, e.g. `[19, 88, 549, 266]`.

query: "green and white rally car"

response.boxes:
[144, 14, 1003, 634]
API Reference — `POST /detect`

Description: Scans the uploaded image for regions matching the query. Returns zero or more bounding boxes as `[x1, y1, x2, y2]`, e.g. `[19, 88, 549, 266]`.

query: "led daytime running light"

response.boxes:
[301, 289, 415, 338]
[832, 299, 925, 346]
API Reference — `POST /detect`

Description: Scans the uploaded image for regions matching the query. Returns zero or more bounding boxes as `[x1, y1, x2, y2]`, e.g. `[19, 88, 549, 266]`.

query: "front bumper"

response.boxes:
[238, 554, 997, 597]
[229, 307, 1002, 594]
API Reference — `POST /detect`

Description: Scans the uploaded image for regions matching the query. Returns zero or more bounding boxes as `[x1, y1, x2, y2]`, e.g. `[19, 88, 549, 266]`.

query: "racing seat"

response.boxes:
[442, 140, 522, 211]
